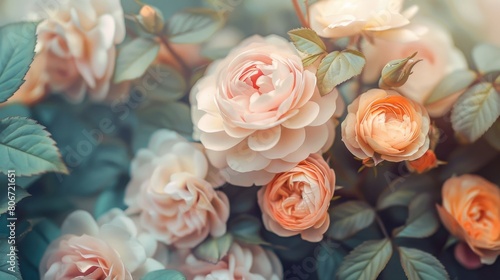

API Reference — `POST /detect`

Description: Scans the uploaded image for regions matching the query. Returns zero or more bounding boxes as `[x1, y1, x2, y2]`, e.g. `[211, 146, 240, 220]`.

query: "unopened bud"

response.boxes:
[406, 150, 445, 174]
[137, 5, 164, 34]
[379, 52, 422, 89]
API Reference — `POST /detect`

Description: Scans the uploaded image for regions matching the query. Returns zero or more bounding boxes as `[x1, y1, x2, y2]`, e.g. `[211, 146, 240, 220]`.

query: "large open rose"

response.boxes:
[40, 209, 163, 280]
[309, 0, 418, 40]
[190, 35, 338, 186]
[341, 89, 430, 164]
[437, 175, 500, 265]
[36, 0, 125, 102]
[258, 154, 335, 242]
[125, 130, 229, 248]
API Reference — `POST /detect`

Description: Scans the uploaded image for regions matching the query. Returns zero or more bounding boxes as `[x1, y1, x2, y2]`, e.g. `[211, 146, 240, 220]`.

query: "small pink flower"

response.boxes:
[191, 35, 338, 186]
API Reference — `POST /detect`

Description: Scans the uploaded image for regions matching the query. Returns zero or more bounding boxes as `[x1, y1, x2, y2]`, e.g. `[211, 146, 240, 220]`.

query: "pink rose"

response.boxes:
[125, 130, 229, 248]
[363, 19, 467, 117]
[258, 153, 335, 242]
[40, 209, 163, 280]
[309, 0, 418, 41]
[36, 0, 125, 102]
[190, 35, 338, 186]
[177, 242, 283, 280]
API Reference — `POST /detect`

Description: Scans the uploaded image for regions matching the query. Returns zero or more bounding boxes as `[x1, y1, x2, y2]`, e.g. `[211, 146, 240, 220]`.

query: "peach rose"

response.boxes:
[36, 0, 125, 102]
[437, 175, 500, 265]
[309, 0, 418, 40]
[178, 242, 283, 280]
[125, 130, 229, 248]
[190, 35, 338, 186]
[40, 209, 164, 280]
[363, 18, 467, 117]
[406, 150, 439, 174]
[258, 153, 335, 242]
[341, 89, 430, 165]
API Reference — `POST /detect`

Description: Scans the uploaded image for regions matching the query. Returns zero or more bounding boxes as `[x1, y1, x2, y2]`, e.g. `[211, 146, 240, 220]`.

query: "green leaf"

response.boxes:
[288, 28, 326, 55]
[472, 44, 500, 74]
[399, 247, 449, 280]
[167, 8, 225, 44]
[193, 233, 233, 264]
[94, 188, 126, 219]
[0, 185, 30, 215]
[0, 239, 21, 280]
[0, 117, 68, 176]
[0, 22, 37, 103]
[302, 53, 324, 67]
[327, 201, 375, 240]
[451, 82, 500, 142]
[141, 269, 186, 280]
[114, 37, 160, 83]
[136, 102, 193, 138]
[484, 119, 500, 151]
[229, 215, 267, 245]
[317, 242, 346, 280]
[145, 65, 186, 103]
[377, 176, 435, 210]
[317, 49, 365, 96]
[393, 193, 439, 238]
[426, 70, 477, 104]
[337, 238, 393, 280]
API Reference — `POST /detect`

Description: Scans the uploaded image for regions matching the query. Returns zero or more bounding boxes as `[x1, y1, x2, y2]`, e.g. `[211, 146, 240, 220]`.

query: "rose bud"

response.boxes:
[137, 5, 164, 34]
[379, 52, 422, 89]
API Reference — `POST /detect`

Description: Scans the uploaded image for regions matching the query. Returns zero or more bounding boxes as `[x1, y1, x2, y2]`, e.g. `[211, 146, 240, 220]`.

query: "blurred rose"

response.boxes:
[454, 241, 483, 270]
[125, 130, 229, 248]
[309, 0, 418, 41]
[36, 0, 125, 102]
[178, 242, 282, 280]
[363, 19, 467, 117]
[190, 35, 338, 186]
[40, 209, 163, 280]
[258, 153, 335, 242]
[406, 150, 439, 174]
[437, 175, 500, 265]
[341, 89, 430, 164]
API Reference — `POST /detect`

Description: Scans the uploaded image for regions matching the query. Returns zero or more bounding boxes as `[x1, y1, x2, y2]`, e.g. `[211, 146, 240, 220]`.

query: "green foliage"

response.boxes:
[146, 65, 187, 103]
[472, 44, 500, 74]
[377, 176, 436, 210]
[399, 247, 449, 280]
[0, 117, 68, 176]
[484, 119, 500, 151]
[426, 69, 477, 104]
[337, 238, 393, 280]
[393, 194, 439, 239]
[193, 233, 233, 264]
[327, 201, 376, 240]
[0, 22, 37, 103]
[0, 186, 30, 215]
[288, 28, 326, 66]
[114, 37, 161, 83]
[317, 243, 347, 280]
[0, 238, 21, 280]
[93, 186, 126, 218]
[141, 269, 186, 280]
[451, 82, 500, 142]
[228, 215, 267, 245]
[166, 8, 225, 44]
[316, 49, 366, 96]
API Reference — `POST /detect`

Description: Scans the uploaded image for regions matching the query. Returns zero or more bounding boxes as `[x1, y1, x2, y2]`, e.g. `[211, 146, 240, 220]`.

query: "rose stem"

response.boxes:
[159, 35, 191, 81]
[292, 0, 309, 28]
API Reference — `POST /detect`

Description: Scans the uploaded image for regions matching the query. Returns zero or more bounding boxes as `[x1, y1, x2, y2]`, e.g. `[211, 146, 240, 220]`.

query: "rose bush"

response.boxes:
[191, 35, 338, 186]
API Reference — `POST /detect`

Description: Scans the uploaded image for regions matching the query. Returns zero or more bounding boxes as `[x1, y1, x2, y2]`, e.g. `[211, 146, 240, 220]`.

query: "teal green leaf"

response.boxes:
[451, 82, 500, 142]
[337, 238, 393, 280]
[426, 70, 477, 104]
[484, 119, 500, 151]
[0, 22, 37, 103]
[229, 215, 267, 245]
[0, 239, 21, 280]
[393, 193, 439, 238]
[0, 185, 30, 215]
[94, 188, 126, 218]
[141, 269, 186, 280]
[377, 176, 435, 210]
[472, 44, 500, 74]
[145, 65, 186, 103]
[288, 28, 326, 55]
[302, 53, 324, 67]
[193, 233, 233, 264]
[317, 49, 365, 96]
[317, 242, 346, 280]
[0, 117, 68, 176]
[399, 247, 449, 280]
[327, 201, 375, 240]
[114, 37, 160, 83]
[167, 8, 225, 44]
[136, 102, 193, 138]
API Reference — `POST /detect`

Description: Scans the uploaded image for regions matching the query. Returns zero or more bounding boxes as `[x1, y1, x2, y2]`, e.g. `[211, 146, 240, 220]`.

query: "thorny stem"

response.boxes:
[159, 35, 191, 81]
[292, 0, 309, 28]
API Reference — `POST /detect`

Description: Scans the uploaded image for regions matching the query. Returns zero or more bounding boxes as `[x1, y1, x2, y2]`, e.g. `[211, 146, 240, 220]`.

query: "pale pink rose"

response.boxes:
[363, 19, 467, 117]
[125, 130, 229, 248]
[190, 35, 339, 186]
[178, 242, 283, 280]
[40, 209, 164, 280]
[258, 153, 335, 242]
[309, 0, 418, 41]
[341, 89, 430, 164]
[36, 0, 125, 102]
